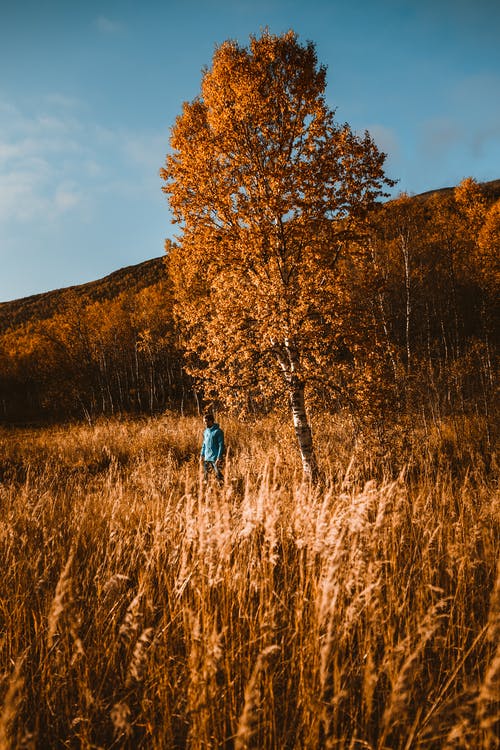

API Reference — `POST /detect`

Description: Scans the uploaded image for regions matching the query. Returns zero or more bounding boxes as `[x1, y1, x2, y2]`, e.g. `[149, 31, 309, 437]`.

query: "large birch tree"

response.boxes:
[161, 30, 394, 478]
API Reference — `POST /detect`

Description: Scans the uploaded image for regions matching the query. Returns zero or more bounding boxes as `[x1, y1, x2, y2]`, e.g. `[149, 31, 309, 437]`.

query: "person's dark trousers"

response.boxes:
[204, 460, 223, 483]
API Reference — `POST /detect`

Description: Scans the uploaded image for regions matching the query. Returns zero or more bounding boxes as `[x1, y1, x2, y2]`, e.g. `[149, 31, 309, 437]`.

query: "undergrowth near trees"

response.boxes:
[0, 413, 498, 749]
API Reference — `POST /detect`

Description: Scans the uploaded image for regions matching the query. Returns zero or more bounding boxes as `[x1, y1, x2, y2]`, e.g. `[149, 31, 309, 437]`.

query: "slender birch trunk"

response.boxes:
[400, 231, 412, 377]
[288, 373, 318, 479]
[272, 337, 318, 480]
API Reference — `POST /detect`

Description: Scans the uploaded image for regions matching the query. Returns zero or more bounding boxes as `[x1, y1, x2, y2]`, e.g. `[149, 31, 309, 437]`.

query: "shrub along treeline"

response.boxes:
[0, 178, 498, 425]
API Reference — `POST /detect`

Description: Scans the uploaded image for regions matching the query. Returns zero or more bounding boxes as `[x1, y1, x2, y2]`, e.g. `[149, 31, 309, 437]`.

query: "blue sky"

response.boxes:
[1, 0, 499, 302]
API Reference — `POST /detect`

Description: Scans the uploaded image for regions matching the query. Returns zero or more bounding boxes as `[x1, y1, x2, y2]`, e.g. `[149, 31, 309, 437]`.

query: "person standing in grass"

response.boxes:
[200, 410, 224, 483]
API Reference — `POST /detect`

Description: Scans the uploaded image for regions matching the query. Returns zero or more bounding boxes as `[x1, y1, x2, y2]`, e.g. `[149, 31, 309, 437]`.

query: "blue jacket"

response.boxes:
[200, 423, 224, 462]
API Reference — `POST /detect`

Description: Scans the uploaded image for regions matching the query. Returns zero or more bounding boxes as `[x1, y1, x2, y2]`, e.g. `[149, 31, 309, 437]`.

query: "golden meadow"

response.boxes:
[0, 412, 498, 749]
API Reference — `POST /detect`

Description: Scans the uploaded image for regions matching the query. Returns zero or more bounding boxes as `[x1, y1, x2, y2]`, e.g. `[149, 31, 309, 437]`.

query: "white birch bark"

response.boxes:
[271, 337, 318, 480]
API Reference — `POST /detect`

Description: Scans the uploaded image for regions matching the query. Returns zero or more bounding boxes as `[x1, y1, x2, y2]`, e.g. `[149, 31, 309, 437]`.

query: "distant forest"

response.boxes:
[0, 178, 498, 426]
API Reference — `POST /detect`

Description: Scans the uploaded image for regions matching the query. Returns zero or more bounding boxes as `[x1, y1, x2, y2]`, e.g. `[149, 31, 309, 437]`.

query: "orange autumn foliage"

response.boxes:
[161, 30, 394, 476]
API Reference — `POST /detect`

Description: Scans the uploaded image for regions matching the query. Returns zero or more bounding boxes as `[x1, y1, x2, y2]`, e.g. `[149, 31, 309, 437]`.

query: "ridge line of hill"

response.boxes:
[0, 256, 166, 332]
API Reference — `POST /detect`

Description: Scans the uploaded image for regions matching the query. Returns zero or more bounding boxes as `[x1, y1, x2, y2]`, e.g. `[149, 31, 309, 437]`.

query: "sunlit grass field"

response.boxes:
[0, 413, 498, 749]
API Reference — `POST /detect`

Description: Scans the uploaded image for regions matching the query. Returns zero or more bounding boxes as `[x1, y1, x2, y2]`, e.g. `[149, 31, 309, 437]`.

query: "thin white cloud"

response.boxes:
[43, 93, 84, 110]
[0, 167, 83, 222]
[36, 114, 73, 132]
[0, 100, 86, 222]
[54, 184, 81, 211]
[122, 132, 168, 170]
[84, 160, 104, 177]
[93, 124, 167, 172]
[95, 16, 125, 35]
[0, 169, 48, 222]
[0, 100, 18, 117]
[0, 94, 166, 228]
[0, 141, 22, 162]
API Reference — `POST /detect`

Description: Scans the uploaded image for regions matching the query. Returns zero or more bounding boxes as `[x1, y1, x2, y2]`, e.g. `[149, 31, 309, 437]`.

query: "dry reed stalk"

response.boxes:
[69, 617, 85, 667]
[379, 601, 448, 746]
[477, 644, 500, 747]
[46, 547, 75, 649]
[0, 657, 24, 750]
[317, 518, 348, 747]
[432, 682, 480, 750]
[317, 484, 394, 746]
[110, 701, 132, 739]
[126, 627, 155, 687]
[362, 644, 378, 730]
[319, 593, 347, 749]
[485, 558, 500, 646]
[186, 611, 226, 744]
[234, 645, 280, 750]
[118, 592, 144, 644]
[210, 488, 233, 573]
[443, 718, 472, 749]
[101, 573, 130, 600]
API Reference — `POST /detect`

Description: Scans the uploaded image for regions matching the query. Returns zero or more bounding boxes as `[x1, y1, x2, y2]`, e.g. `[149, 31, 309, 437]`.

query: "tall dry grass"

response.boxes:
[0, 412, 497, 749]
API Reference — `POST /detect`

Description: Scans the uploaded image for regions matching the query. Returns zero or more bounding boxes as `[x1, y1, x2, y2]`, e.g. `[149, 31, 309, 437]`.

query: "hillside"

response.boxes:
[1, 179, 499, 336]
[414, 177, 500, 201]
[0, 256, 166, 333]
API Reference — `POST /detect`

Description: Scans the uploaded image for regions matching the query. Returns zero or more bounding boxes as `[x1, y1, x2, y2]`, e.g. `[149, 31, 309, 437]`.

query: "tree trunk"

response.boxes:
[288, 373, 318, 480]
[400, 232, 412, 377]
[272, 337, 318, 480]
